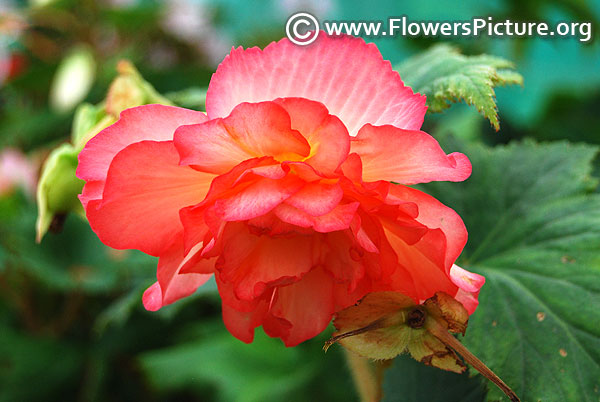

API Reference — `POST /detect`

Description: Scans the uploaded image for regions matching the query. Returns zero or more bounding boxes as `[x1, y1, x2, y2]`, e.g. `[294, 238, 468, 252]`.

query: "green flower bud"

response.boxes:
[35, 144, 84, 242]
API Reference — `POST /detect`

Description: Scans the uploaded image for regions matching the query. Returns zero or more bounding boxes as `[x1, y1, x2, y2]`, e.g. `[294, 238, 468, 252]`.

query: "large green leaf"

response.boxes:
[139, 324, 357, 402]
[382, 355, 486, 402]
[412, 139, 600, 401]
[396, 45, 523, 130]
[0, 326, 83, 402]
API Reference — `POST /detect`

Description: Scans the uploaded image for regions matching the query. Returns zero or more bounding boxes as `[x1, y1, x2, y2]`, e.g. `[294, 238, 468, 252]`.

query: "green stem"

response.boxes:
[344, 350, 388, 402]
[426, 319, 520, 402]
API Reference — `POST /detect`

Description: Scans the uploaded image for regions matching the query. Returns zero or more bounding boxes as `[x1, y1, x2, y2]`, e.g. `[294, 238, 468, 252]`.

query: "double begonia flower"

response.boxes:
[77, 33, 484, 346]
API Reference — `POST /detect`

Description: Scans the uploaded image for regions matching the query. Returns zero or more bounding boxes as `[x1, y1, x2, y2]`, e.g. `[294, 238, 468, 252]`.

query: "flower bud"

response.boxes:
[49, 46, 96, 113]
[36, 144, 84, 242]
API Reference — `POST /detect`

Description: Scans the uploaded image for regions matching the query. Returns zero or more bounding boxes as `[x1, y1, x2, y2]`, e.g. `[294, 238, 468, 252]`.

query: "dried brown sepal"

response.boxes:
[423, 292, 469, 335]
[325, 291, 520, 401]
[327, 292, 416, 360]
[407, 332, 466, 374]
[327, 291, 466, 372]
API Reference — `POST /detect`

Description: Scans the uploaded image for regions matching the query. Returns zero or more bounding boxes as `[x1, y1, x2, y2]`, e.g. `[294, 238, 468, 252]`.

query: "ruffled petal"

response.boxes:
[221, 300, 269, 343]
[211, 174, 305, 222]
[216, 223, 322, 301]
[450, 264, 485, 314]
[384, 185, 482, 311]
[274, 98, 350, 175]
[77, 104, 207, 182]
[179, 157, 284, 248]
[142, 237, 214, 311]
[264, 267, 335, 347]
[207, 33, 426, 135]
[352, 124, 472, 184]
[285, 181, 343, 216]
[388, 184, 467, 270]
[79, 180, 104, 209]
[351, 210, 419, 294]
[339, 153, 363, 183]
[385, 225, 457, 301]
[321, 230, 368, 292]
[274, 202, 359, 233]
[86, 141, 213, 256]
[174, 102, 310, 174]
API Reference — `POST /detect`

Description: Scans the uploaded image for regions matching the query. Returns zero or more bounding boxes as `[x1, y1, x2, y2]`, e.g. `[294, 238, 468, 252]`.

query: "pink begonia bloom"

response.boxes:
[77, 33, 484, 346]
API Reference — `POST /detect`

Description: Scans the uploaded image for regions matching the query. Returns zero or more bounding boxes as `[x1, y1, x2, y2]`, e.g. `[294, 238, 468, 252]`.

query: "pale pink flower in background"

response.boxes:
[162, 0, 233, 66]
[0, 148, 37, 197]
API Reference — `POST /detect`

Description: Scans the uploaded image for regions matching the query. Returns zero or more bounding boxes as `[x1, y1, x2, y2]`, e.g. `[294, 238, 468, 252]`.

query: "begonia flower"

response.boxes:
[77, 33, 484, 346]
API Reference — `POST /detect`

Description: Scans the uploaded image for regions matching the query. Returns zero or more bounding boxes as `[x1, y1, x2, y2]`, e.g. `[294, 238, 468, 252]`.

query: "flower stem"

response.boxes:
[344, 350, 388, 402]
[426, 319, 520, 402]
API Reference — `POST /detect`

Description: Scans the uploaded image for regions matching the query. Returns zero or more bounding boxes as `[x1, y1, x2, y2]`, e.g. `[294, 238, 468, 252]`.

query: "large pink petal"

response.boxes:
[77, 104, 207, 182]
[207, 33, 426, 135]
[86, 141, 213, 256]
[174, 102, 310, 174]
[352, 124, 472, 184]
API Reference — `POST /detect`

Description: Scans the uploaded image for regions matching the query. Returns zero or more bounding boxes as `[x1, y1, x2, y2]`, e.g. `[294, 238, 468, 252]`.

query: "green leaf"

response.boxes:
[3, 197, 156, 294]
[165, 87, 207, 110]
[396, 45, 523, 130]
[418, 139, 600, 401]
[382, 355, 486, 402]
[139, 326, 317, 402]
[0, 326, 83, 402]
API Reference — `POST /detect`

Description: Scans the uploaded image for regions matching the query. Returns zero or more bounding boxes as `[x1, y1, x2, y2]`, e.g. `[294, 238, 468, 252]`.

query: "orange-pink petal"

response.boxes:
[174, 102, 310, 174]
[388, 184, 468, 270]
[264, 267, 335, 347]
[285, 181, 343, 216]
[216, 223, 322, 301]
[450, 264, 485, 314]
[352, 124, 472, 184]
[207, 33, 426, 135]
[86, 141, 213, 256]
[77, 104, 207, 182]
[274, 97, 350, 175]
[142, 237, 214, 311]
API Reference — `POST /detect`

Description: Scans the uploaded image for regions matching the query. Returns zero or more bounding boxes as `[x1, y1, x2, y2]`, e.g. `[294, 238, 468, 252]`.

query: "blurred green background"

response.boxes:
[0, 0, 598, 401]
